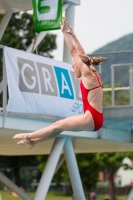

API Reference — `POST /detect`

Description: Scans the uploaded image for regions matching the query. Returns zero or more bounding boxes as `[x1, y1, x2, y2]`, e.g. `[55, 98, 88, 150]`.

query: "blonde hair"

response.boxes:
[79, 54, 107, 66]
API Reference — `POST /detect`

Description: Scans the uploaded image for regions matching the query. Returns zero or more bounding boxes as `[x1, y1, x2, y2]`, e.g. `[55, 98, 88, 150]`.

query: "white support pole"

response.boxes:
[99, 64, 102, 75]
[34, 137, 66, 200]
[2, 53, 7, 114]
[55, 154, 65, 173]
[126, 187, 133, 200]
[129, 68, 132, 106]
[63, 4, 75, 63]
[0, 10, 13, 40]
[0, 81, 3, 94]
[26, 4, 70, 53]
[131, 70, 133, 106]
[0, 172, 32, 200]
[62, 3, 70, 12]
[111, 65, 115, 106]
[129, 69, 133, 106]
[64, 137, 86, 200]
[26, 31, 48, 53]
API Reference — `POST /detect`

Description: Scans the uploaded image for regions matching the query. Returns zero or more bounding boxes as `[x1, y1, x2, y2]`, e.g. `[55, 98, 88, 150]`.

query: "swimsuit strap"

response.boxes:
[80, 72, 102, 91]
[89, 85, 102, 91]
[93, 72, 102, 87]
[88, 72, 102, 91]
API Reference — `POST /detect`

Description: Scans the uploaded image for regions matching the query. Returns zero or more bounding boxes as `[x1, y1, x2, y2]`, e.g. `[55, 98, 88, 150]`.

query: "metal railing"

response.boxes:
[90, 50, 133, 107]
[111, 63, 133, 106]
[129, 69, 133, 106]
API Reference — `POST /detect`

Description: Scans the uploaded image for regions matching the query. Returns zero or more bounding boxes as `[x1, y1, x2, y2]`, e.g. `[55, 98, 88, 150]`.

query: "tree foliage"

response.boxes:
[76, 153, 100, 192]
[0, 12, 57, 57]
[96, 152, 133, 200]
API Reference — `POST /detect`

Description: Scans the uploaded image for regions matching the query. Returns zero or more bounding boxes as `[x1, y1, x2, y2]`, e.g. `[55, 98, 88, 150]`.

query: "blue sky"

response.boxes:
[51, 0, 133, 61]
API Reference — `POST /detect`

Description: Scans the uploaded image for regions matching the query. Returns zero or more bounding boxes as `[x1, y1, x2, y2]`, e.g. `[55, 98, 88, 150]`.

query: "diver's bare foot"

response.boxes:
[17, 139, 35, 149]
[17, 138, 30, 144]
[13, 133, 30, 139]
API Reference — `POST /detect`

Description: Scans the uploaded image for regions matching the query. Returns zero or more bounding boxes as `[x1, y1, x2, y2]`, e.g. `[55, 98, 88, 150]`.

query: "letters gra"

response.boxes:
[17, 58, 82, 101]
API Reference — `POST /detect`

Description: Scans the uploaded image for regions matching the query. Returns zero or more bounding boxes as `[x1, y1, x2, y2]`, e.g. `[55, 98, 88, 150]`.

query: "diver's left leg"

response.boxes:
[13, 110, 94, 140]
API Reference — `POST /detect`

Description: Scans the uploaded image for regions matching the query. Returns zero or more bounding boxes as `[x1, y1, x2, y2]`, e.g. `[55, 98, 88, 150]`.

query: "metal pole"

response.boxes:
[0, 172, 32, 200]
[64, 137, 85, 200]
[62, 3, 70, 12]
[63, 5, 75, 63]
[26, 32, 48, 53]
[3, 52, 7, 113]
[0, 10, 13, 40]
[129, 68, 132, 106]
[111, 65, 115, 106]
[0, 81, 3, 94]
[34, 137, 66, 200]
[131, 70, 133, 106]
[55, 154, 65, 173]
[129, 68, 133, 106]
[99, 64, 102, 74]
[126, 187, 133, 200]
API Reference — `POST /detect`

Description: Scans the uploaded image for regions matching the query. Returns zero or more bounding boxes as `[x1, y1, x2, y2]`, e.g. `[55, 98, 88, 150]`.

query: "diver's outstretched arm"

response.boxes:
[66, 20, 85, 55]
[60, 16, 84, 72]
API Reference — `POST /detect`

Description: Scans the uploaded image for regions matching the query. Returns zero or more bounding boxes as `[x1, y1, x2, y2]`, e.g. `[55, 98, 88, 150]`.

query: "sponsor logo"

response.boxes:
[17, 57, 82, 101]
[37, 0, 58, 21]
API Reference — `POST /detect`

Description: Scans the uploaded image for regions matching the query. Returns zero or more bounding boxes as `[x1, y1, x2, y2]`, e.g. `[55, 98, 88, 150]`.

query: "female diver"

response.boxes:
[13, 17, 107, 148]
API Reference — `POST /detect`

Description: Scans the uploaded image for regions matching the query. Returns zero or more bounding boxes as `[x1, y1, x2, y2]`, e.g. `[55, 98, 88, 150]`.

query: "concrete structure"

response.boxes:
[0, 0, 133, 200]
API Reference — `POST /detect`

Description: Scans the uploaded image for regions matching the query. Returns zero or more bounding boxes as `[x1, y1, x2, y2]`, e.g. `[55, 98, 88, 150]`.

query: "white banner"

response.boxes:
[4, 47, 83, 118]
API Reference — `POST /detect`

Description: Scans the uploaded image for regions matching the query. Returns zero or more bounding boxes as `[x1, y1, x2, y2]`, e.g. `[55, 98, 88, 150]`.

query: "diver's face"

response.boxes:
[72, 61, 81, 78]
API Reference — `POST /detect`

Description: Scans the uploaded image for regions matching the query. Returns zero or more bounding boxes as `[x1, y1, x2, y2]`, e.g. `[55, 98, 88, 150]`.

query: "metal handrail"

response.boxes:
[103, 87, 132, 91]
[129, 69, 133, 106]
[111, 63, 133, 106]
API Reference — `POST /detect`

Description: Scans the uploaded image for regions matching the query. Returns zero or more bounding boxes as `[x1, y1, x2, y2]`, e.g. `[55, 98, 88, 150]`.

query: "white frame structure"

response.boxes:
[34, 137, 85, 200]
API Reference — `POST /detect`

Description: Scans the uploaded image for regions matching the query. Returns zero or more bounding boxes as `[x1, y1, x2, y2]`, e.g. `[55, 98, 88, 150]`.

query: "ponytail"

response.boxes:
[79, 54, 107, 66]
[90, 57, 107, 66]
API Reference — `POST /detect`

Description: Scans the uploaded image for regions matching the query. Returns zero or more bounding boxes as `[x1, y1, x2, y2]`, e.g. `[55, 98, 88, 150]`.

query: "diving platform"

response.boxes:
[0, 105, 133, 156]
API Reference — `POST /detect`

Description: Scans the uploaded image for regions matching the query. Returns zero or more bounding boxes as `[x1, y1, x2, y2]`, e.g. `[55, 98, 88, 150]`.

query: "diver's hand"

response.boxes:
[60, 16, 67, 33]
[66, 21, 75, 36]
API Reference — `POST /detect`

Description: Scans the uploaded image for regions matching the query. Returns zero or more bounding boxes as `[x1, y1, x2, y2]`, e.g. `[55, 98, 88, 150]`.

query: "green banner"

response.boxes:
[32, 0, 62, 32]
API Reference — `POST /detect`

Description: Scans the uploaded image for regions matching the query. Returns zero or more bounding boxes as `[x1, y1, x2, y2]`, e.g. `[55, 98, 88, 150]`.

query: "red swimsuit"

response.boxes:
[80, 72, 103, 131]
